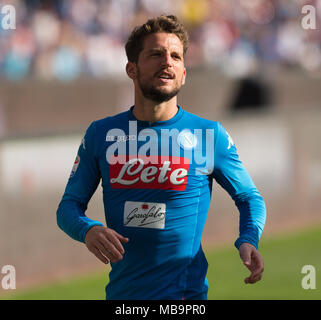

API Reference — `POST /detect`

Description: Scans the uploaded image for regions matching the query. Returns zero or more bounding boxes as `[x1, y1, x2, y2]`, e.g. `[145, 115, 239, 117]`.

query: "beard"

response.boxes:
[137, 68, 182, 103]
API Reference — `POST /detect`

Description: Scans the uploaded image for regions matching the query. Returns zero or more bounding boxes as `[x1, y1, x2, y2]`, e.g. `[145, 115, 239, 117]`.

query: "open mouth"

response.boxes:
[156, 71, 175, 80]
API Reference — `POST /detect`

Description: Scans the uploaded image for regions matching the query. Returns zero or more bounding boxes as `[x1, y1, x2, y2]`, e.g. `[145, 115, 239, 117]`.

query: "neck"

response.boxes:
[132, 93, 178, 123]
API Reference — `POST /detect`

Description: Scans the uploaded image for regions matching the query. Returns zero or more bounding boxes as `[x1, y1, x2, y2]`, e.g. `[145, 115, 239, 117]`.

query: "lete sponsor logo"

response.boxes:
[109, 155, 189, 191]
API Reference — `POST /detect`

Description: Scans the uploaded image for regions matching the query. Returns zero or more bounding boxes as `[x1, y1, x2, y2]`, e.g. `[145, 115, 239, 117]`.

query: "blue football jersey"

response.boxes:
[57, 106, 266, 300]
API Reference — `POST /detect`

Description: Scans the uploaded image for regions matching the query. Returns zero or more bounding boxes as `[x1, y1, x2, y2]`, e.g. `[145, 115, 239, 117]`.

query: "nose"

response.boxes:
[161, 51, 173, 68]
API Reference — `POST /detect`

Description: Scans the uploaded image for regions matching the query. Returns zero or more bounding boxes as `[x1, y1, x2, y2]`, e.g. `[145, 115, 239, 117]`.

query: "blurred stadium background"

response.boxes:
[0, 0, 320, 299]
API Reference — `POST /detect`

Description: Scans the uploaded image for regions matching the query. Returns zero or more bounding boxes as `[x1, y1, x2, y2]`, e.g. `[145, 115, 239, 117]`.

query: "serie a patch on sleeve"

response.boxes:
[70, 155, 80, 178]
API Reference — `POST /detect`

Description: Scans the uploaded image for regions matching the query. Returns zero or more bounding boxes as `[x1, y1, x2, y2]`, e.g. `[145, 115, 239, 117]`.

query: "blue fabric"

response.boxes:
[57, 106, 266, 299]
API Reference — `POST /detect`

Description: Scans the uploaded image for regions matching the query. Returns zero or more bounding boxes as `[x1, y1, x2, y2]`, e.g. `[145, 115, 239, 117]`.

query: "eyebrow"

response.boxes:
[147, 48, 183, 56]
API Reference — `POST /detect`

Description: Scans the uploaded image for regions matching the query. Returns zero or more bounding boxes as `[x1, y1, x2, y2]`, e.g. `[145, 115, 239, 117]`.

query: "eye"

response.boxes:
[172, 54, 181, 60]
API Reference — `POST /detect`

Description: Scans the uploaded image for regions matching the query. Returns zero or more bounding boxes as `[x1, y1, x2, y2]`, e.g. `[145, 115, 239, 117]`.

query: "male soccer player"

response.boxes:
[57, 15, 266, 300]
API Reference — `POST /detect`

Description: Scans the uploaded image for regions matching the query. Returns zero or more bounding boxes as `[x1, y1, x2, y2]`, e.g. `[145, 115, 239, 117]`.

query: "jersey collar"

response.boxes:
[128, 105, 184, 127]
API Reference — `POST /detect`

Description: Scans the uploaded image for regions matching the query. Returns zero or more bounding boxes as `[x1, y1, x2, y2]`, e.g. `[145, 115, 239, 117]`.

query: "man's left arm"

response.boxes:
[212, 122, 266, 284]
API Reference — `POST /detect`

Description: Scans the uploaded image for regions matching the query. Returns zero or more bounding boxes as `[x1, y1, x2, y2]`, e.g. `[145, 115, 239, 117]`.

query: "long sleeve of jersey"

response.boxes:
[56, 122, 104, 243]
[213, 122, 266, 250]
[56, 106, 266, 300]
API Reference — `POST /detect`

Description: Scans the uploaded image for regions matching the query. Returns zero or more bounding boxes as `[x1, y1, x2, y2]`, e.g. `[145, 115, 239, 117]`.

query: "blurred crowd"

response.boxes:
[0, 0, 321, 81]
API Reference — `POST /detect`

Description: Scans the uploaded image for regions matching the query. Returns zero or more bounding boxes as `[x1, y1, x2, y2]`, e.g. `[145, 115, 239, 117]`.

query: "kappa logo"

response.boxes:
[226, 132, 234, 150]
[109, 155, 189, 191]
[81, 137, 86, 150]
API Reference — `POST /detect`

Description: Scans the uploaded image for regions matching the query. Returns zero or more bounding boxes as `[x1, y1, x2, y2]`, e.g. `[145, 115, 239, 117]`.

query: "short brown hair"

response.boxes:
[125, 15, 189, 63]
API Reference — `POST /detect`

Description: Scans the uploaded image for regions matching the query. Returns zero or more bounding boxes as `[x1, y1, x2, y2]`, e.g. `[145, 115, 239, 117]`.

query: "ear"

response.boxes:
[126, 62, 137, 80]
[181, 67, 186, 86]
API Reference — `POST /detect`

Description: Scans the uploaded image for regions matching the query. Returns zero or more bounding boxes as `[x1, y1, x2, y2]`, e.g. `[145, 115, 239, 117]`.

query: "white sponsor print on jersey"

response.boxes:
[106, 135, 137, 142]
[110, 156, 189, 189]
[124, 201, 166, 229]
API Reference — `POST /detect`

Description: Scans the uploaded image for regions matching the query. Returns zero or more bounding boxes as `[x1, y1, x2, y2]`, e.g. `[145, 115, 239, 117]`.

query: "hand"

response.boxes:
[239, 242, 264, 284]
[85, 226, 129, 264]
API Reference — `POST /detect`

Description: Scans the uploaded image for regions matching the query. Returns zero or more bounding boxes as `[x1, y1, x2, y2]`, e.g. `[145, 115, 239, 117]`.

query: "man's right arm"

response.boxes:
[56, 121, 129, 263]
[56, 122, 104, 243]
